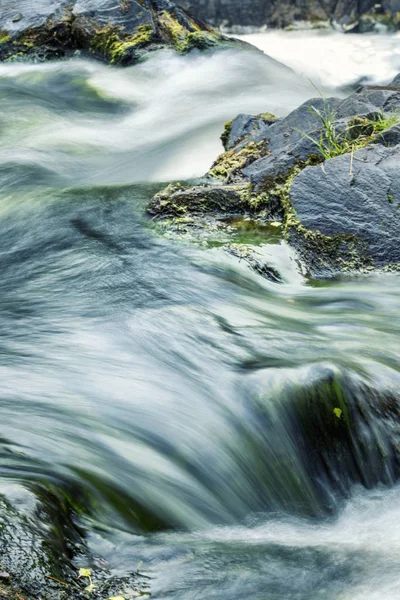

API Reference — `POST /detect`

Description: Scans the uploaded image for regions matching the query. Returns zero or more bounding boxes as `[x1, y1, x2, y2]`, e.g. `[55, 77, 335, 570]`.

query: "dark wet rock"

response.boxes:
[176, 0, 400, 31]
[222, 112, 279, 151]
[148, 182, 253, 217]
[375, 122, 400, 146]
[289, 144, 400, 276]
[0, 485, 149, 600]
[149, 79, 400, 278]
[283, 364, 400, 508]
[238, 361, 400, 515]
[225, 243, 283, 282]
[0, 0, 236, 65]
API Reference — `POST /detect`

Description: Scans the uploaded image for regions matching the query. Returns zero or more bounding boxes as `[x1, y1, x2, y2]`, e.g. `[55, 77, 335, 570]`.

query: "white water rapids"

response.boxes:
[237, 29, 400, 89]
[1, 30, 399, 188]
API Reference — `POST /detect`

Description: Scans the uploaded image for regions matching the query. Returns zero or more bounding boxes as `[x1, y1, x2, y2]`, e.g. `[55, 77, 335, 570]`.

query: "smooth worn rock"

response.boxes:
[149, 75, 400, 278]
[289, 144, 400, 275]
[176, 0, 400, 31]
[0, 0, 234, 65]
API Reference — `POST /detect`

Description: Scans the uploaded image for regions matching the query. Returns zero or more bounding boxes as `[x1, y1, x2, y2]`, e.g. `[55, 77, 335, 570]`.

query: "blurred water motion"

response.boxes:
[0, 32, 400, 599]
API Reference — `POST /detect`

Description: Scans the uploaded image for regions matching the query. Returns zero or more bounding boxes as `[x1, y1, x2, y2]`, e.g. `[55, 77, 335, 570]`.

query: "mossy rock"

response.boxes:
[148, 182, 255, 218]
[283, 365, 400, 506]
[148, 78, 400, 278]
[0, 483, 150, 600]
[209, 140, 270, 181]
[0, 0, 235, 65]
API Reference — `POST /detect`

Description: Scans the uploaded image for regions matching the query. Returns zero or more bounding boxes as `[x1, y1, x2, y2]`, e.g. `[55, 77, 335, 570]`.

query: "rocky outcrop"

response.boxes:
[176, 0, 400, 31]
[148, 76, 400, 279]
[0, 0, 234, 65]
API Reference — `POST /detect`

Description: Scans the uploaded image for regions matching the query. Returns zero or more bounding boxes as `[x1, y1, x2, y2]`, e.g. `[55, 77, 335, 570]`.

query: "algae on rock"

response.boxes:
[147, 80, 400, 279]
[0, 0, 233, 65]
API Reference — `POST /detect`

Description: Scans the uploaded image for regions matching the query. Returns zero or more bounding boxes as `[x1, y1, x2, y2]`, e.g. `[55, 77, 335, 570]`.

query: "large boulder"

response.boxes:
[176, 0, 400, 31]
[0, 0, 233, 65]
[148, 76, 400, 278]
[289, 141, 400, 276]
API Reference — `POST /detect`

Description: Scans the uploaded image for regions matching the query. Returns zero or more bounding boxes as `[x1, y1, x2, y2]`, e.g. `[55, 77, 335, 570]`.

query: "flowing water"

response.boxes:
[1, 30, 400, 598]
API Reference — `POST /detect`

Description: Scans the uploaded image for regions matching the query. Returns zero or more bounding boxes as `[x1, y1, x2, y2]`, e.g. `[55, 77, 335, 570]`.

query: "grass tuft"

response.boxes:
[301, 100, 400, 160]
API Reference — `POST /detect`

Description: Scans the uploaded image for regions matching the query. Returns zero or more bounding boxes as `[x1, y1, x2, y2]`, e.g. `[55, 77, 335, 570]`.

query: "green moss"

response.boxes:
[382, 262, 400, 273]
[257, 112, 279, 122]
[247, 191, 269, 211]
[242, 157, 371, 273]
[90, 23, 154, 64]
[246, 160, 322, 231]
[270, 166, 304, 230]
[157, 10, 216, 53]
[236, 183, 252, 204]
[130, 24, 154, 45]
[0, 14, 74, 62]
[0, 31, 10, 44]
[12, 29, 38, 48]
[184, 30, 218, 51]
[295, 224, 370, 272]
[209, 140, 269, 180]
[220, 120, 233, 150]
[148, 182, 188, 217]
[158, 10, 187, 50]
[147, 181, 259, 219]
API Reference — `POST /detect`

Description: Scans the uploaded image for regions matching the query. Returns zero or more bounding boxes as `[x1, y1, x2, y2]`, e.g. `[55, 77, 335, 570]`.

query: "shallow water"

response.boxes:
[1, 31, 400, 598]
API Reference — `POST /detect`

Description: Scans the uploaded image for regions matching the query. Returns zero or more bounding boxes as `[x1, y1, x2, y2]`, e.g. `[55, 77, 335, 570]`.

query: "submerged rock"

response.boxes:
[0, 483, 149, 600]
[148, 76, 400, 278]
[0, 0, 236, 65]
[280, 364, 400, 509]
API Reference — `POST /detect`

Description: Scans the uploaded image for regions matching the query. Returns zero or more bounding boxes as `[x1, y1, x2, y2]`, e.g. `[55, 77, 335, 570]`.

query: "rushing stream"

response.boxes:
[1, 30, 400, 598]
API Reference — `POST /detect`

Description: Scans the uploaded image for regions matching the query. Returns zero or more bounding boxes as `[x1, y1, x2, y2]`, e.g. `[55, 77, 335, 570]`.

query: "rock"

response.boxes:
[225, 243, 283, 282]
[391, 73, 400, 87]
[0, 483, 149, 600]
[148, 78, 400, 278]
[0, 0, 236, 65]
[283, 364, 400, 507]
[221, 113, 279, 151]
[289, 144, 400, 276]
[175, 0, 400, 31]
[375, 122, 400, 146]
[147, 182, 253, 217]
